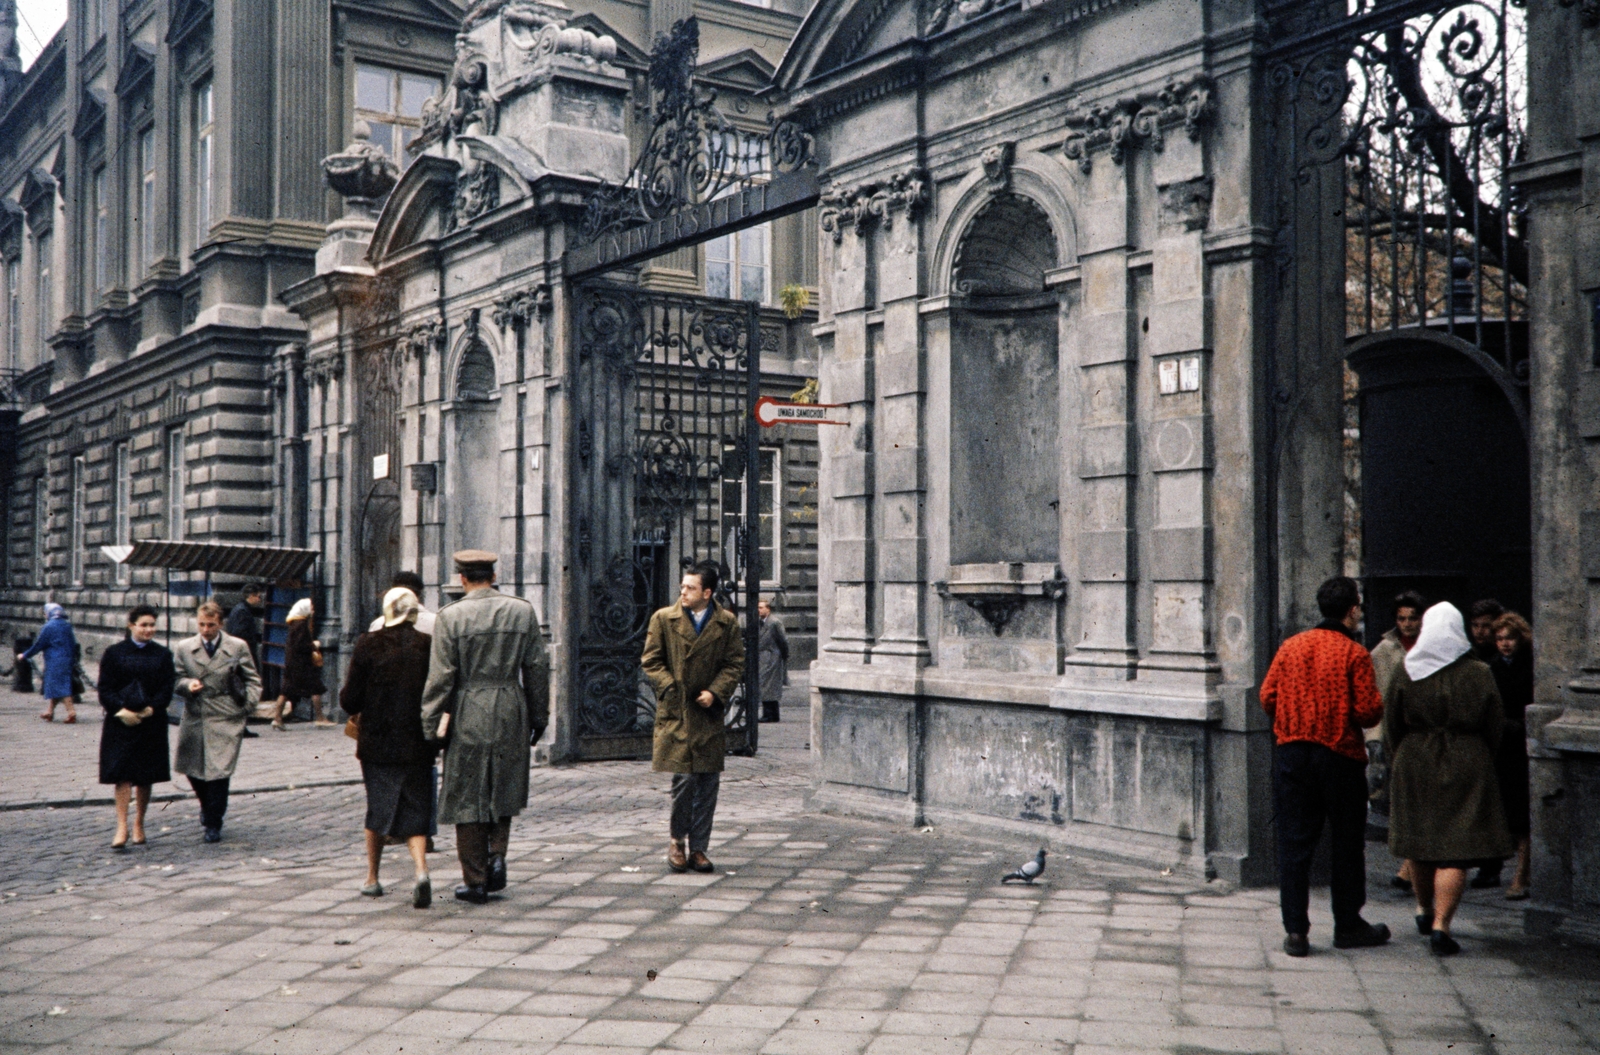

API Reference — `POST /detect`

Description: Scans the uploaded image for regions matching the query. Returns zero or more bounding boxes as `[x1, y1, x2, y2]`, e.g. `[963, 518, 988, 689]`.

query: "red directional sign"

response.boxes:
[753, 396, 849, 428]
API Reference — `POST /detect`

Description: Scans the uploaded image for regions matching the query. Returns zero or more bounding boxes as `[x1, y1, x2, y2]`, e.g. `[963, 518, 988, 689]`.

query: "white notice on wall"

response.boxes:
[1158, 359, 1179, 396]
[373, 453, 390, 480]
[1179, 356, 1201, 392]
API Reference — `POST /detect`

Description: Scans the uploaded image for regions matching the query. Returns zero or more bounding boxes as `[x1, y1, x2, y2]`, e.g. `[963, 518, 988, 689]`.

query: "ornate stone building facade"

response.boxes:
[0, 0, 819, 675]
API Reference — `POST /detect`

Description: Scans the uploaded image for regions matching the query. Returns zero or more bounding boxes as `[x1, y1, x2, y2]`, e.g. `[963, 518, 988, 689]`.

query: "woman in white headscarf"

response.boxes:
[270, 598, 331, 729]
[340, 587, 437, 907]
[1384, 601, 1512, 955]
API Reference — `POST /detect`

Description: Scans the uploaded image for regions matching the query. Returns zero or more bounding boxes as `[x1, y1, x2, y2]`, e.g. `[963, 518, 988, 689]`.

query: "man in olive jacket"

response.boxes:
[642, 562, 746, 873]
[420, 550, 550, 903]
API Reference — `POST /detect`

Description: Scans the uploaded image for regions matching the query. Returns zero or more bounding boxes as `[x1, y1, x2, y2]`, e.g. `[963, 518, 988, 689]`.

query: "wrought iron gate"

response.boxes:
[1264, 0, 1530, 632]
[570, 283, 762, 761]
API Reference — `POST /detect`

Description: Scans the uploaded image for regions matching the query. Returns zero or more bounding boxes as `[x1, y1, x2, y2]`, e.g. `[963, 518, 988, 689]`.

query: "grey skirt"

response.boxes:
[361, 761, 434, 838]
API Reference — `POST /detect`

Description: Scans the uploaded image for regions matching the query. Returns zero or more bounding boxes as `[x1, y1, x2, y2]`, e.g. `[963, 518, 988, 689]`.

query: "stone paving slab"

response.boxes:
[1, 681, 1597, 1055]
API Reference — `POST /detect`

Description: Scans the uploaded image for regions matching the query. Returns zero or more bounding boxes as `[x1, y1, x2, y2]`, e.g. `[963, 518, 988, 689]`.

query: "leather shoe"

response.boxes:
[453, 884, 488, 904]
[202, 827, 221, 844]
[1469, 870, 1501, 889]
[1283, 933, 1310, 957]
[1415, 913, 1434, 935]
[689, 851, 714, 874]
[667, 841, 688, 873]
[1430, 930, 1461, 956]
[486, 855, 507, 893]
[1332, 920, 1391, 949]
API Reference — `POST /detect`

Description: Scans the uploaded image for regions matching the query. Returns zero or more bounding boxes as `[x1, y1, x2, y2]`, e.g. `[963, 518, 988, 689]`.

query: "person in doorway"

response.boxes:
[271, 599, 331, 729]
[642, 562, 746, 874]
[757, 598, 789, 724]
[97, 605, 176, 850]
[1490, 611, 1534, 900]
[1385, 601, 1512, 955]
[1258, 576, 1390, 958]
[420, 550, 549, 904]
[369, 571, 437, 635]
[1468, 599, 1505, 662]
[1370, 590, 1426, 892]
[174, 601, 262, 843]
[20, 603, 78, 723]
[342, 587, 437, 908]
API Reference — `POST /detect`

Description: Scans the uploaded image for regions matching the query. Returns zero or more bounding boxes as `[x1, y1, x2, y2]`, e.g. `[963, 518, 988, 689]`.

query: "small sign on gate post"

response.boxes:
[753, 396, 849, 428]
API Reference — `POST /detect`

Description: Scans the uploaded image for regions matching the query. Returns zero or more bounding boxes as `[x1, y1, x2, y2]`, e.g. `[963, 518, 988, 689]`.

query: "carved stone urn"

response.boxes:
[318, 119, 402, 273]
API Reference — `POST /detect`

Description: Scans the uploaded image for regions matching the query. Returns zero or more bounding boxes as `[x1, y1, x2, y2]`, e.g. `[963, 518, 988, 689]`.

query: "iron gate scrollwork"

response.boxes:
[572, 282, 762, 761]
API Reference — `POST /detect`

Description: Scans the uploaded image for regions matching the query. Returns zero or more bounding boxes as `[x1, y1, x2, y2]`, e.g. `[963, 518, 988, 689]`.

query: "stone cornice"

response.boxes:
[492, 285, 552, 329]
[819, 168, 931, 243]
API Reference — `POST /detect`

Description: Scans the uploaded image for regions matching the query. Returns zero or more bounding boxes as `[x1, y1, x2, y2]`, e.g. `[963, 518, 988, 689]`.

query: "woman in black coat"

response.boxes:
[1491, 612, 1535, 899]
[340, 587, 437, 908]
[271, 598, 331, 728]
[97, 604, 177, 849]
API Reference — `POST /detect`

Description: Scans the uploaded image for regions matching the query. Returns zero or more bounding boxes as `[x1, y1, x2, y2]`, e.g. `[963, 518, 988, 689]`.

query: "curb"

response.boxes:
[0, 777, 365, 813]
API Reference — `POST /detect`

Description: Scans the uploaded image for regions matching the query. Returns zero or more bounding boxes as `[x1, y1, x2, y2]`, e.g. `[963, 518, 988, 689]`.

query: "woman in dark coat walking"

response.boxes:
[340, 587, 437, 908]
[19, 604, 78, 722]
[97, 605, 177, 849]
[1490, 611, 1534, 899]
[271, 598, 331, 728]
[1385, 601, 1512, 956]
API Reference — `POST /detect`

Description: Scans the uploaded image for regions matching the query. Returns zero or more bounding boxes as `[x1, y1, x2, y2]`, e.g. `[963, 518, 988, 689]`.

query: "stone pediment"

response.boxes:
[19, 167, 56, 218]
[697, 49, 777, 93]
[72, 87, 107, 140]
[114, 40, 156, 98]
[368, 153, 458, 262]
[337, 0, 464, 28]
[367, 136, 542, 260]
[776, 0, 919, 90]
[166, 0, 212, 46]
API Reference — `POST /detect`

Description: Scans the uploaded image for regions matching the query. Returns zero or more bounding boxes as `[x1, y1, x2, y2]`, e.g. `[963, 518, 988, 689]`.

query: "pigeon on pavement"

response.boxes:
[1002, 848, 1047, 884]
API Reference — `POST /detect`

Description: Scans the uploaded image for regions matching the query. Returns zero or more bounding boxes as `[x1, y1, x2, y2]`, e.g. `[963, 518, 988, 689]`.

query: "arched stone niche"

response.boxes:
[444, 324, 503, 556]
[947, 193, 1061, 564]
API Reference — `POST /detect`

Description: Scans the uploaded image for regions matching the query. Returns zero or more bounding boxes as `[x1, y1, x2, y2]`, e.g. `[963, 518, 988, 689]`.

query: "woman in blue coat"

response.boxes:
[19, 603, 78, 723]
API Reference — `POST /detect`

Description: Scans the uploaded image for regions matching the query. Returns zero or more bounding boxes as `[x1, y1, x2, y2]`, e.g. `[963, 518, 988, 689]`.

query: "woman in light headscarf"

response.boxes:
[19, 603, 78, 723]
[270, 598, 331, 729]
[1384, 601, 1512, 955]
[340, 587, 437, 907]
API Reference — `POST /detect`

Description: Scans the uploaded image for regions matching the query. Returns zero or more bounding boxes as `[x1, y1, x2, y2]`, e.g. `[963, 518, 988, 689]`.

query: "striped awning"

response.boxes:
[100, 540, 320, 581]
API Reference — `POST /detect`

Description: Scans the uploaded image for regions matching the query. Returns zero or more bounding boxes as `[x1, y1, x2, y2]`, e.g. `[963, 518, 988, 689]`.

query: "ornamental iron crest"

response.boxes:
[578, 17, 814, 244]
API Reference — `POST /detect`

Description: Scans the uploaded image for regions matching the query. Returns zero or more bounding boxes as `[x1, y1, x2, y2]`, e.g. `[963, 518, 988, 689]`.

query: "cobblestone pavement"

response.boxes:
[1, 680, 1597, 1055]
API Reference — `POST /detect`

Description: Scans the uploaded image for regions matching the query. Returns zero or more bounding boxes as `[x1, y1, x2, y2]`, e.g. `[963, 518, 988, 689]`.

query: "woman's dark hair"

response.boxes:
[1316, 577, 1362, 621]
[391, 570, 425, 595]
[128, 604, 160, 624]
[685, 561, 721, 594]
[1393, 590, 1427, 617]
[1493, 611, 1532, 645]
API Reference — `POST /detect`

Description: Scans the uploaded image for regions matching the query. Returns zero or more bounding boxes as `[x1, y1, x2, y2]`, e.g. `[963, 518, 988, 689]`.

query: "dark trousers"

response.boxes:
[760, 699, 780, 723]
[456, 818, 511, 887]
[190, 777, 230, 830]
[670, 772, 721, 854]
[1272, 741, 1368, 936]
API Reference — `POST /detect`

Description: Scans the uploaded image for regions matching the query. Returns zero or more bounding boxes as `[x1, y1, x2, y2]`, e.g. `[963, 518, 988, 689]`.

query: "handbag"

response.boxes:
[226, 660, 249, 705]
[344, 712, 361, 740]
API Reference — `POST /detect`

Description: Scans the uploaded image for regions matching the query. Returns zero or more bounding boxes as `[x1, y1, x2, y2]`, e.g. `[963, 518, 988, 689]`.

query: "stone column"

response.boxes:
[1061, 153, 1138, 686]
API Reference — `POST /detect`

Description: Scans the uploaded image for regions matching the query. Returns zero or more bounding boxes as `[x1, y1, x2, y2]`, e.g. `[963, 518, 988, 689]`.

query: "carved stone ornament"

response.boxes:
[1558, 0, 1600, 28]
[1158, 175, 1214, 232]
[404, 318, 448, 359]
[980, 142, 1015, 192]
[445, 162, 501, 232]
[819, 168, 930, 244]
[321, 120, 401, 208]
[1062, 75, 1214, 173]
[926, 0, 999, 35]
[305, 349, 346, 384]
[492, 285, 552, 329]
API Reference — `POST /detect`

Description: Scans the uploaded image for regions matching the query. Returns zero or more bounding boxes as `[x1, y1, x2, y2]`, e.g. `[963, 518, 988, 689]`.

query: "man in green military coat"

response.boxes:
[641, 562, 746, 873]
[421, 550, 549, 903]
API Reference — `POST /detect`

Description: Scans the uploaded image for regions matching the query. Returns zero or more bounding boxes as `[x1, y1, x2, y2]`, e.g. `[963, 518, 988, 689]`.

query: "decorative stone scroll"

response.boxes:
[305, 349, 346, 385]
[404, 318, 448, 360]
[492, 285, 552, 329]
[818, 168, 930, 243]
[445, 164, 501, 233]
[1061, 75, 1214, 173]
[980, 142, 1015, 192]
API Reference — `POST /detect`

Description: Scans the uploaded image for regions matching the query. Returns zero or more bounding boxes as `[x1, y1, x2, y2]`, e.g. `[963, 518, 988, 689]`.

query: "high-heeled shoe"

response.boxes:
[111, 837, 128, 851]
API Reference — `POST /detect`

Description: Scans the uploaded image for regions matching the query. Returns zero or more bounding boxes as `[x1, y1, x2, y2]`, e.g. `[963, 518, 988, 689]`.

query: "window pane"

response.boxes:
[366, 120, 395, 158]
[706, 260, 730, 299]
[400, 74, 440, 118]
[197, 82, 212, 125]
[739, 225, 767, 265]
[705, 234, 731, 264]
[740, 264, 765, 303]
[356, 65, 393, 113]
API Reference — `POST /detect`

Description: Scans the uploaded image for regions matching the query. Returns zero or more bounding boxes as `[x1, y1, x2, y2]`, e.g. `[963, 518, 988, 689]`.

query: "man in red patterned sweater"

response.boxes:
[1259, 576, 1390, 958]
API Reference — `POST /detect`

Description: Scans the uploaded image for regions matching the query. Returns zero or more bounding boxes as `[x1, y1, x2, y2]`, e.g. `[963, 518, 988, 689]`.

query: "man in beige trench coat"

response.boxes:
[641, 562, 745, 873]
[174, 601, 262, 843]
[421, 550, 549, 904]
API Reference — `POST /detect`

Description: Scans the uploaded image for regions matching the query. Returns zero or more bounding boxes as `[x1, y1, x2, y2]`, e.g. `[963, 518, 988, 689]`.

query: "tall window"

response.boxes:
[35, 232, 51, 358]
[138, 127, 157, 274]
[721, 447, 780, 585]
[114, 443, 131, 584]
[5, 257, 18, 371]
[354, 64, 442, 163]
[195, 82, 214, 244]
[70, 456, 85, 584]
[93, 166, 110, 294]
[705, 225, 770, 304]
[168, 428, 186, 540]
[34, 476, 48, 585]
